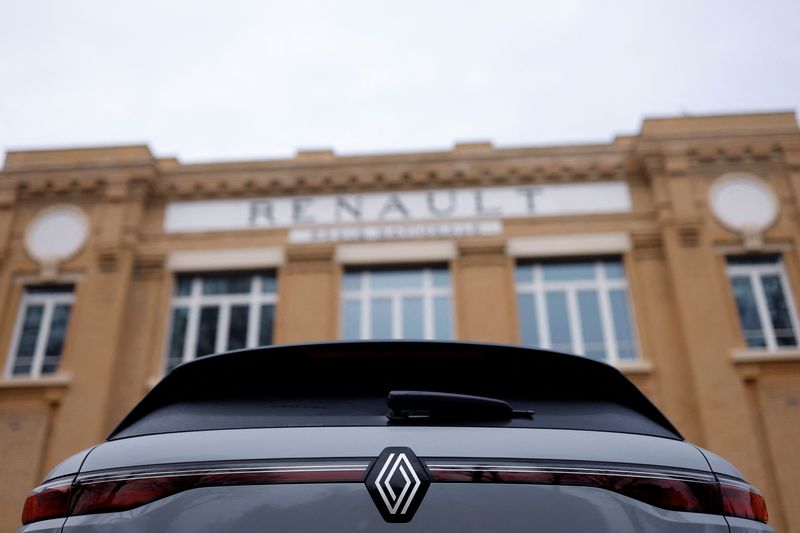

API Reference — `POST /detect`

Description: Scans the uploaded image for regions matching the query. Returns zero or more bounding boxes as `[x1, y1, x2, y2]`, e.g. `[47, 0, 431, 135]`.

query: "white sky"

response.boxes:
[1, 0, 798, 164]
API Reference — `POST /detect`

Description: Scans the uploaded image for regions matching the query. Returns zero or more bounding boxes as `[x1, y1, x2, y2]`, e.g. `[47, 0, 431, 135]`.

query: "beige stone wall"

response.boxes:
[0, 112, 798, 532]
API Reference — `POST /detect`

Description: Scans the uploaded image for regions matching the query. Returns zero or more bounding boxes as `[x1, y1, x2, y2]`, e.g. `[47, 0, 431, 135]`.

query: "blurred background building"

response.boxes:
[1, 110, 799, 531]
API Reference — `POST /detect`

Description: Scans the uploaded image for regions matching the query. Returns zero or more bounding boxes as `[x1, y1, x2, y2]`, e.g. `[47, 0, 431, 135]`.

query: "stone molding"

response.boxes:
[134, 253, 167, 281]
[335, 241, 455, 265]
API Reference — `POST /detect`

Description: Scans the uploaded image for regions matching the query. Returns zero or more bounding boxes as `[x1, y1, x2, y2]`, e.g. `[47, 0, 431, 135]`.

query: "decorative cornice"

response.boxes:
[133, 253, 167, 281]
[1, 165, 157, 201]
[96, 245, 121, 273]
[631, 231, 664, 260]
[286, 244, 336, 263]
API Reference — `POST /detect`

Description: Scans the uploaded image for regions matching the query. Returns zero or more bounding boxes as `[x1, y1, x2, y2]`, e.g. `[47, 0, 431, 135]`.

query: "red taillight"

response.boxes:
[428, 462, 770, 524]
[21, 463, 367, 525]
[70, 468, 366, 515]
[21, 478, 73, 525]
[721, 483, 769, 523]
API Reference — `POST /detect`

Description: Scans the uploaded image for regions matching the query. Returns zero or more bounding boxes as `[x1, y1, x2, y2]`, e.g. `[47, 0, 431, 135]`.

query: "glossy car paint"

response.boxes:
[17, 342, 773, 532]
[20, 426, 774, 532]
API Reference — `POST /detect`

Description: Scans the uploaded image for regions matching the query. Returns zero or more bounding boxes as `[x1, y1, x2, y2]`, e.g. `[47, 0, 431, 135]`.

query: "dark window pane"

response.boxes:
[578, 290, 606, 361]
[370, 270, 423, 290]
[603, 261, 624, 280]
[370, 298, 392, 338]
[546, 292, 572, 353]
[515, 264, 534, 284]
[25, 285, 74, 294]
[13, 305, 43, 375]
[202, 274, 251, 295]
[517, 293, 539, 347]
[431, 268, 451, 289]
[15, 305, 43, 359]
[174, 277, 192, 296]
[609, 289, 636, 359]
[543, 262, 595, 282]
[730, 276, 766, 348]
[167, 307, 189, 370]
[12, 361, 32, 375]
[227, 305, 249, 351]
[433, 296, 453, 340]
[41, 304, 72, 374]
[342, 300, 361, 340]
[195, 306, 219, 357]
[727, 254, 780, 266]
[402, 297, 424, 339]
[258, 304, 275, 346]
[261, 274, 277, 294]
[342, 271, 362, 291]
[761, 275, 797, 347]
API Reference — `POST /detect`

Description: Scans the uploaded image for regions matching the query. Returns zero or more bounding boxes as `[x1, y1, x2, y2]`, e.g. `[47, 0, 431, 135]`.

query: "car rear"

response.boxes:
[19, 341, 772, 532]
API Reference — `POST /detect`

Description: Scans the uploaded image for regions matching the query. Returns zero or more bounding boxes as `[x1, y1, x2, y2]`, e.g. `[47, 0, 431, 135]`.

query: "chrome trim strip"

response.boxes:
[78, 462, 371, 485]
[424, 462, 715, 483]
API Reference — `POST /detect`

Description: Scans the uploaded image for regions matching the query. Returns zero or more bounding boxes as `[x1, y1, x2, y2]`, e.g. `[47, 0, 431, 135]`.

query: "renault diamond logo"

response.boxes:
[365, 447, 430, 523]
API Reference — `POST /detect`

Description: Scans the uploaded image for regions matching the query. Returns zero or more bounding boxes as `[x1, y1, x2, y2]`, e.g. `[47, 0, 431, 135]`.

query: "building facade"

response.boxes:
[1, 111, 799, 532]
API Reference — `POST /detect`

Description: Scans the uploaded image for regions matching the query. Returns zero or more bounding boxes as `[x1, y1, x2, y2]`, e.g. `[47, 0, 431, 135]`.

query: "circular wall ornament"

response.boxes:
[24, 206, 90, 266]
[709, 173, 778, 233]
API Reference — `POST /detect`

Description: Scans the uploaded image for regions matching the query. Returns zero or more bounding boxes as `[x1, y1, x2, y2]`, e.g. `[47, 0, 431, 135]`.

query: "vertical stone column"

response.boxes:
[649, 155, 774, 499]
[44, 178, 149, 469]
[274, 244, 338, 343]
[0, 185, 17, 363]
[628, 232, 704, 442]
[454, 238, 517, 344]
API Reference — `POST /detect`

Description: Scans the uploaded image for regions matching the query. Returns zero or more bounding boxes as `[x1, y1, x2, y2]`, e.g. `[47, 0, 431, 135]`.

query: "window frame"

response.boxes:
[515, 258, 638, 365]
[165, 272, 278, 370]
[726, 256, 800, 351]
[340, 265, 454, 340]
[4, 286, 75, 379]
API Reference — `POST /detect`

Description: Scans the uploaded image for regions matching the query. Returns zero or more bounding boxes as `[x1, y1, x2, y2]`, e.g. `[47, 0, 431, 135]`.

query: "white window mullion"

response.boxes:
[750, 271, 777, 350]
[248, 275, 262, 348]
[216, 303, 230, 353]
[566, 289, 583, 356]
[534, 265, 551, 349]
[391, 296, 402, 339]
[30, 301, 55, 378]
[423, 270, 435, 340]
[596, 262, 619, 365]
[361, 272, 371, 340]
[5, 297, 32, 377]
[183, 278, 202, 363]
[778, 265, 800, 342]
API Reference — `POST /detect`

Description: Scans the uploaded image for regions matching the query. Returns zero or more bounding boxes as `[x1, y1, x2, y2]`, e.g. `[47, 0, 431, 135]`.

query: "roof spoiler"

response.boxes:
[110, 341, 681, 440]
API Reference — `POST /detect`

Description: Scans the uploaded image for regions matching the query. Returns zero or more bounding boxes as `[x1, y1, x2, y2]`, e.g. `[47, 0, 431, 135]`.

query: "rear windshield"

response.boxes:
[110, 342, 682, 441]
[113, 396, 677, 439]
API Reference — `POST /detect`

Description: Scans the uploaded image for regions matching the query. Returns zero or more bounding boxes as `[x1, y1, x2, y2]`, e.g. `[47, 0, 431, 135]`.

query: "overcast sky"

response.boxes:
[1, 1, 798, 164]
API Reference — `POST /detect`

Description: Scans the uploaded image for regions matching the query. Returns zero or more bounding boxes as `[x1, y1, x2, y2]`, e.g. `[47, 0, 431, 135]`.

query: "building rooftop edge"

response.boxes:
[2, 110, 797, 172]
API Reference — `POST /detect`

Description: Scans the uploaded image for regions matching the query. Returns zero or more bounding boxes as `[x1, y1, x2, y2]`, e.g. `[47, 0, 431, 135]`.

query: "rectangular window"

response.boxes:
[515, 259, 637, 364]
[726, 254, 799, 350]
[166, 272, 278, 371]
[341, 266, 453, 340]
[5, 285, 75, 378]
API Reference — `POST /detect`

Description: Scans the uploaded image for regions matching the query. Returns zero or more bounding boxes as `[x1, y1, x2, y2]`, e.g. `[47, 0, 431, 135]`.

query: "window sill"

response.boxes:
[616, 360, 653, 375]
[0, 373, 71, 389]
[732, 348, 800, 364]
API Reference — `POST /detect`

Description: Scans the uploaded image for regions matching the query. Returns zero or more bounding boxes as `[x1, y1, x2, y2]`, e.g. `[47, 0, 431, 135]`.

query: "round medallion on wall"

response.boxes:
[24, 206, 90, 267]
[709, 173, 778, 234]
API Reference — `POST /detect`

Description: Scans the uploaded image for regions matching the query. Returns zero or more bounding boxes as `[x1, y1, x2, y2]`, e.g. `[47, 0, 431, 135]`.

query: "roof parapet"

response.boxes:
[295, 148, 336, 161]
[453, 141, 494, 153]
[640, 111, 798, 138]
[2, 145, 155, 171]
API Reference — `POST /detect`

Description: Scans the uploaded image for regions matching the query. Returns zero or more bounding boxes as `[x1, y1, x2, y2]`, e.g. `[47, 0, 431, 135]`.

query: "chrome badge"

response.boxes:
[366, 447, 430, 523]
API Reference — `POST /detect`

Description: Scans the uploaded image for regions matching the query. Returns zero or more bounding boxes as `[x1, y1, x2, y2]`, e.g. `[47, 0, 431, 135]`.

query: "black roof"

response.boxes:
[110, 341, 682, 440]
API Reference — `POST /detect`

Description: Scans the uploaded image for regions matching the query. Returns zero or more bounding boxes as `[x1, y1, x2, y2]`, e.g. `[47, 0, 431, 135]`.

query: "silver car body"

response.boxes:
[19, 342, 773, 532]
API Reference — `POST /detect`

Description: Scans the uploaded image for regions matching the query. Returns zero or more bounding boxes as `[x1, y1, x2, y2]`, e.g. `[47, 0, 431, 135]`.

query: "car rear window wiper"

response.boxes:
[387, 390, 534, 422]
